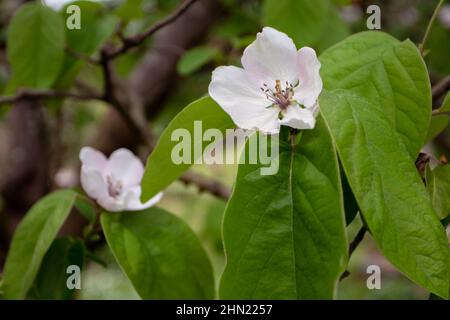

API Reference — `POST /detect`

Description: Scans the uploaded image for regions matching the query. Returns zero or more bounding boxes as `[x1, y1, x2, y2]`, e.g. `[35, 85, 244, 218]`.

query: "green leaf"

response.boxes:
[220, 120, 347, 299]
[426, 115, 449, 142]
[7, 3, 65, 89]
[74, 193, 96, 222]
[436, 91, 450, 114]
[1, 190, 78, 299]
[320, 31, 432, 158]
[141, 96, 235, 202]
[426, 164, 450, 220]
[115, 0, 144, 21]
[101, 208, 215, 299]
[320, 90, 450, 299]
[262, 0, 348, 51]
[28, 238, 85, 300]
[177, 46, 219, 76]
[56, 1, 117, 88]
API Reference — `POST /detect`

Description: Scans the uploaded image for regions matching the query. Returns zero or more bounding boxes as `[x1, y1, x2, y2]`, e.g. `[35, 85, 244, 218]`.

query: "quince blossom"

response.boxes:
[209, 27, 322, 134]
[80, 147, 162, 212]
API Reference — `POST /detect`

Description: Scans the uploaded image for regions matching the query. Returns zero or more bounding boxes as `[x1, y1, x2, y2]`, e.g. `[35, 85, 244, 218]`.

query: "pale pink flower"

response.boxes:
[209, 27, 322, 134]
[80, 147, 162, 212]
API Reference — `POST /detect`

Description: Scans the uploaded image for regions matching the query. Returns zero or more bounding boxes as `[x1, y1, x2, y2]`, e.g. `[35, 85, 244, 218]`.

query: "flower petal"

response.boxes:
[105, 148, 144, 187]
[97, 195, 125, 212]
[80, 167, 108, 200]
[209, 65, 280, 134]
[280, 106, 316, 130]
[123, 186, 163, 211]
[241, 27, 298, 86]
[293, 47, 323, 108]
[79, 147, 107, 172]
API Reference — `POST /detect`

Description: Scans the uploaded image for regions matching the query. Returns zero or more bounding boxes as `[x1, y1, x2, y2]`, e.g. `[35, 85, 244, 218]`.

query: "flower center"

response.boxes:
[106, 175, 123, 198]
[261, 80, 295, 110]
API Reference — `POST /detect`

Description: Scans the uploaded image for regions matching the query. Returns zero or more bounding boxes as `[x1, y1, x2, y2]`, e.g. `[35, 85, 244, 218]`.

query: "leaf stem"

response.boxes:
[340, 225, 367, 281]
[419, 0, 445, 56]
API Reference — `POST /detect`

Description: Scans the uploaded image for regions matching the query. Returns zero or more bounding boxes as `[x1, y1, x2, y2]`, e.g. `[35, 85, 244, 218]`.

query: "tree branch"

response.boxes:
[180, 171, 231, 201]
[432, 75, 450, 102]
[0, 88, 102, 106]
[106, 0, 199, 60]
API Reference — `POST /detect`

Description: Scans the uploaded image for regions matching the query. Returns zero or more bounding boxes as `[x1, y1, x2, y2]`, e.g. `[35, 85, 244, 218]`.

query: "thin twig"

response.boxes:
[179, 171, 231, 201]
[340, 226, 367, 281]
[419, 0, 445, 56]
[65, 46, 99, 65]
[106, 0, 199, 59]
[0, 88, 102, 106]
[432, 75, 450, 101]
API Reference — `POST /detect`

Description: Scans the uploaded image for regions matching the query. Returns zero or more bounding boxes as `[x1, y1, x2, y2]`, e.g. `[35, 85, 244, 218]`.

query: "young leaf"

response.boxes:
[28, 238, 85, 300]
[101, 208, 215, 299]
[426, 164, 450, 220]
[7, 3, 65, 89]
[140, 96, 235, 202]
[177, 46, 219, 76]
[320, 31, 432, 158]
[220, 119, 347, 299]
[1, 190, 78, 299]
[56, 1, 117, 88]
[320, 90, 450, 299]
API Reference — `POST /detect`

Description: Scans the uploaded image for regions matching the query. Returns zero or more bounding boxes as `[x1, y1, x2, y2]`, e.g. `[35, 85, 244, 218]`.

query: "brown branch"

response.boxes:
[180, 171, 231, 201]
[340, 226, 367, 281]
[0, 88, 102, 106]
[106, 0, 199, 60]
[432, 75, 450, 102]
[65, 46, 99, 65]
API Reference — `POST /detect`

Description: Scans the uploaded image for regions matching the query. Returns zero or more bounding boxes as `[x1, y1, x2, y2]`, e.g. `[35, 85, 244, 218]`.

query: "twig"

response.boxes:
[340, 226, 367, 281]
[65, 46, 99, 65]
[179, 171, 231, 201]
[419, 0, 445, 56]
[432, 75, 450, 102]
[0, 88, 102, 106]
[106, 0, 199, 59]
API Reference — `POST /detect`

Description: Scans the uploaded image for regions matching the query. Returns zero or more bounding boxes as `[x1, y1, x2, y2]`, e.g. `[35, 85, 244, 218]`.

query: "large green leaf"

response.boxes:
[320, 90, 450, 298]
[1, 190, 77, 299]
[426, 164, 450, 220]
[101, 208, 215, 299]
[220, 119, 347, 299]
[28, 238, 85, 300]
[7, 3, 65, 89]
[56, 1, 117, 88]
[262, 0, 348, 51]
[141, 96, 235, 202]
[320, 31, 432, 158]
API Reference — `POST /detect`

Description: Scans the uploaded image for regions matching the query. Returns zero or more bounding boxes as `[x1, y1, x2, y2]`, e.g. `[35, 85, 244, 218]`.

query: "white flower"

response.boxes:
[80, 147, 162, 212]
[208, 27, 322, 134]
